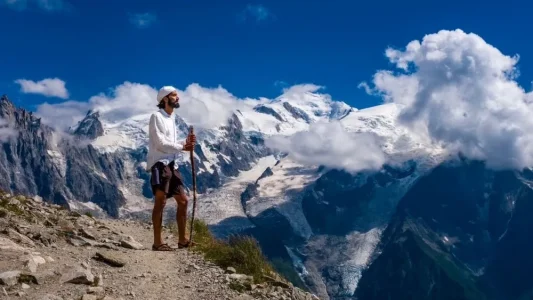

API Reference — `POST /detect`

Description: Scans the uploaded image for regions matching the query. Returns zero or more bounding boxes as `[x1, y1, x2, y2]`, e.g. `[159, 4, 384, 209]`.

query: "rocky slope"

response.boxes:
[354, 160, 533, 300]
[0, 190, 320, 300]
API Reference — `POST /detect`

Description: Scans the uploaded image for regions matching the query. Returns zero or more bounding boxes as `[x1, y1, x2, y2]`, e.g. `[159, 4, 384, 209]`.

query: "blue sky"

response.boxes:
[1, 0, 532, 112]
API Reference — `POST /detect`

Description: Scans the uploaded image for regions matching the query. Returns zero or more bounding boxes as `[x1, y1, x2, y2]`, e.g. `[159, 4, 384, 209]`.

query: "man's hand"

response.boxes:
[183, 133, 196, 151]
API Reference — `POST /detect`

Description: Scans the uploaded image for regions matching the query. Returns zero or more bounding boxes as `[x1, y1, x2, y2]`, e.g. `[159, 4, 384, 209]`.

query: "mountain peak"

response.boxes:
[0, 94, 16, 118]
[72, 110, 104, 139]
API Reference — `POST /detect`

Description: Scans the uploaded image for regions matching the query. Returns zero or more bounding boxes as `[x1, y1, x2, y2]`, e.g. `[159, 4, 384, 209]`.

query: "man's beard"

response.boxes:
[168, 100, 180, 108]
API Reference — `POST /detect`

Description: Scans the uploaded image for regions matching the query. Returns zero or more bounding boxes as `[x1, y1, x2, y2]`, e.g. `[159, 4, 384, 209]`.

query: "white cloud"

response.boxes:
[0, 117, 17, 142]
[361, 29, 533, 170]
[35, 100, 90, 131]
[238, 4, 273, 23]
[178, 83, 259, 129]
[129, 12, 157, 28]
[2, 0, 68, 11]
[15, 78, 69, 99]
[34, 81, 262, 131]
[265, 121, 386, 173]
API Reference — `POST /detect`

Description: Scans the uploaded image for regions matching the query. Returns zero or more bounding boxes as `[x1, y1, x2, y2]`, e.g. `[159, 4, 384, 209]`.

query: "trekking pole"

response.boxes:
[188, 126, 197, 250]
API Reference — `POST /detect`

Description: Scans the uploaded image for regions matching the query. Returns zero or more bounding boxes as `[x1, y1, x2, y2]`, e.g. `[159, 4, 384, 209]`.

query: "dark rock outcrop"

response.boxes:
[72, 111, 104, 139]
[254, 105, 284, 122]
[283, 102, 310, 123]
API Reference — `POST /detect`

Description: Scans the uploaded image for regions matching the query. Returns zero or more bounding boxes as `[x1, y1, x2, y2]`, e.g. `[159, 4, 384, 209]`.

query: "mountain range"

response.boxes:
[1, 90, 532, 300]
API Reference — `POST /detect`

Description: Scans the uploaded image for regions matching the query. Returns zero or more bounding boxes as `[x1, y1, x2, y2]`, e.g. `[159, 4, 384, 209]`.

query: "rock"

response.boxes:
[76, 215, 96, 228]
[119, 236, 144, 250]
[95, 243, 120, 250]
[226, 267, 237, 274]
[233, 294, 255, 300]
[0, 270, 20, 286]
[270, 279, 291, 289]
[81, 294, 98, 300]
[21, 283, 30, 289]
[24, 255, 47, 273]
[41, 295, 64, 300]
[0, 237, 27, 252]
[80, 228, 97, 240]
[95, 274, 103, 287]
[93, 251, 126, 267]
[68, 236, 97, 247]
[87, 286, 104, 295]
[34, 270, 59, 285]
[61, 266, 95, 285]
[228, 273, 253, 282]
[8, 198, 21, 206]
[5, 228, 35, 247]
[45, 256, 55, 263]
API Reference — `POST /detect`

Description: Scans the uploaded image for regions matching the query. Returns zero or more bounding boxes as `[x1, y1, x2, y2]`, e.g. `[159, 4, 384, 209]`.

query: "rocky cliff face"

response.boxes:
[354, 160, 533, 300]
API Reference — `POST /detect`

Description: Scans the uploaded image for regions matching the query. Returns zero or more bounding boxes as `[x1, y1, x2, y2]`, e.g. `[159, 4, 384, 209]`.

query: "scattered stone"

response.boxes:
[228, 273, 253, 282]
[21, 283, 30, 289]
[34, 270, 59, 285]
[41, 295, 64, 300]
[0, 270, 20, 286]
[0, 237, 27, 252]
[5, 228, 35, 247]
[45, 256, 55, 263]
[87, 286, 104, 295]
[119, 236, 144, 250]
[95, 274, 103, 287]
[68, 236, 97, 247]
[93, 251, 126, 267]
[80, 228, 97, 240]
[61, 266, 95, 285]
[23, 254, 47, 273]
[234, 294, 255, 300]
[81, 294, 98, 300]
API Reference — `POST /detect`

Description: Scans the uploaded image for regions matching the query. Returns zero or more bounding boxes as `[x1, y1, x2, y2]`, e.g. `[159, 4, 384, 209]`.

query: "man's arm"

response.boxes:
[149, 114, 184, 153]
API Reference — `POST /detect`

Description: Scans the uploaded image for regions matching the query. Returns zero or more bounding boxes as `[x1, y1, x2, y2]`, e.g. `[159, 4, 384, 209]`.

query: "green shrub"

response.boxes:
[167, 219, 279, 284]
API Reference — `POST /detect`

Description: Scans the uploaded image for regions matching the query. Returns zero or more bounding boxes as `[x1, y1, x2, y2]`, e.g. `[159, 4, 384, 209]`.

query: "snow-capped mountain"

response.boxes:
[2, 89, 533, 300]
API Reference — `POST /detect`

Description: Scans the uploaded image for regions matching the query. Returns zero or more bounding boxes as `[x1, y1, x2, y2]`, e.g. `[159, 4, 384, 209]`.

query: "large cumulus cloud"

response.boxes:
[265, 121, 386, 173]
[361, 29, 533, 170]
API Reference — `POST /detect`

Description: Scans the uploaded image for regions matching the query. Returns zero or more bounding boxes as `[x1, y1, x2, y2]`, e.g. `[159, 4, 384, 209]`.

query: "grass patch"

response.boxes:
[84, 211, 93, 218]
[0, 198, 25, 216]
[168, 219, 279, 284]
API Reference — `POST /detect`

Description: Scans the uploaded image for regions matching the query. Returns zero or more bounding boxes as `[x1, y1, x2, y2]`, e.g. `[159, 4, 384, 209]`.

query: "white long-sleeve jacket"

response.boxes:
[146, 109, 186, 171]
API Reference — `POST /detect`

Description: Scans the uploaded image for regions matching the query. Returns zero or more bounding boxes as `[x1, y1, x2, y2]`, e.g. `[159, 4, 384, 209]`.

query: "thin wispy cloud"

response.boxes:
[238, 4, 273, 23]
[2, 0, 70, 12]
[129, 12, 157, 29]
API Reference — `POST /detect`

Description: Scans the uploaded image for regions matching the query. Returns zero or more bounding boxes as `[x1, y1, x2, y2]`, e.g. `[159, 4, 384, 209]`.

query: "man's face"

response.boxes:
[165, 91, 180, 108]
[166, 91, 179, 103]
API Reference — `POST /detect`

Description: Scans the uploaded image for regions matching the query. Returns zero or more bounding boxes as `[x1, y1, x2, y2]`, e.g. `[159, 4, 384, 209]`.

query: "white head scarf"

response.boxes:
[156, 86, 177, 103]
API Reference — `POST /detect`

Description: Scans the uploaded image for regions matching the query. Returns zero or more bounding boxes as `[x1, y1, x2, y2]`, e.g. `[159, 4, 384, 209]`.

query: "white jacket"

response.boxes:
[146, 109, 186, 171]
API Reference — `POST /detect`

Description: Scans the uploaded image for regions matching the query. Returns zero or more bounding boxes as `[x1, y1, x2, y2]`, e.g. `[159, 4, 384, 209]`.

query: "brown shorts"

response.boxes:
[150, 161, 185, 198]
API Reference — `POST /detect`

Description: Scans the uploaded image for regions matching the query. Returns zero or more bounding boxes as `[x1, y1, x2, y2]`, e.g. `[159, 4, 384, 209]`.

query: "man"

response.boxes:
[147, 85, 196, 251]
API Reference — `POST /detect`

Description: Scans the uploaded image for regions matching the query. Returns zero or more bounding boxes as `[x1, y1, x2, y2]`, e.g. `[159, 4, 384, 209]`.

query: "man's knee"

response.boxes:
[154, 191, 167, 209]
[175, 193, 188, 207]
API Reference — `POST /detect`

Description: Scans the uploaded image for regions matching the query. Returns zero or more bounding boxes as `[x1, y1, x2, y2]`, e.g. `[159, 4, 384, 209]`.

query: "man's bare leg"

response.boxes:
[174, 190, 189, 244]
[152, 190, 167, 247]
